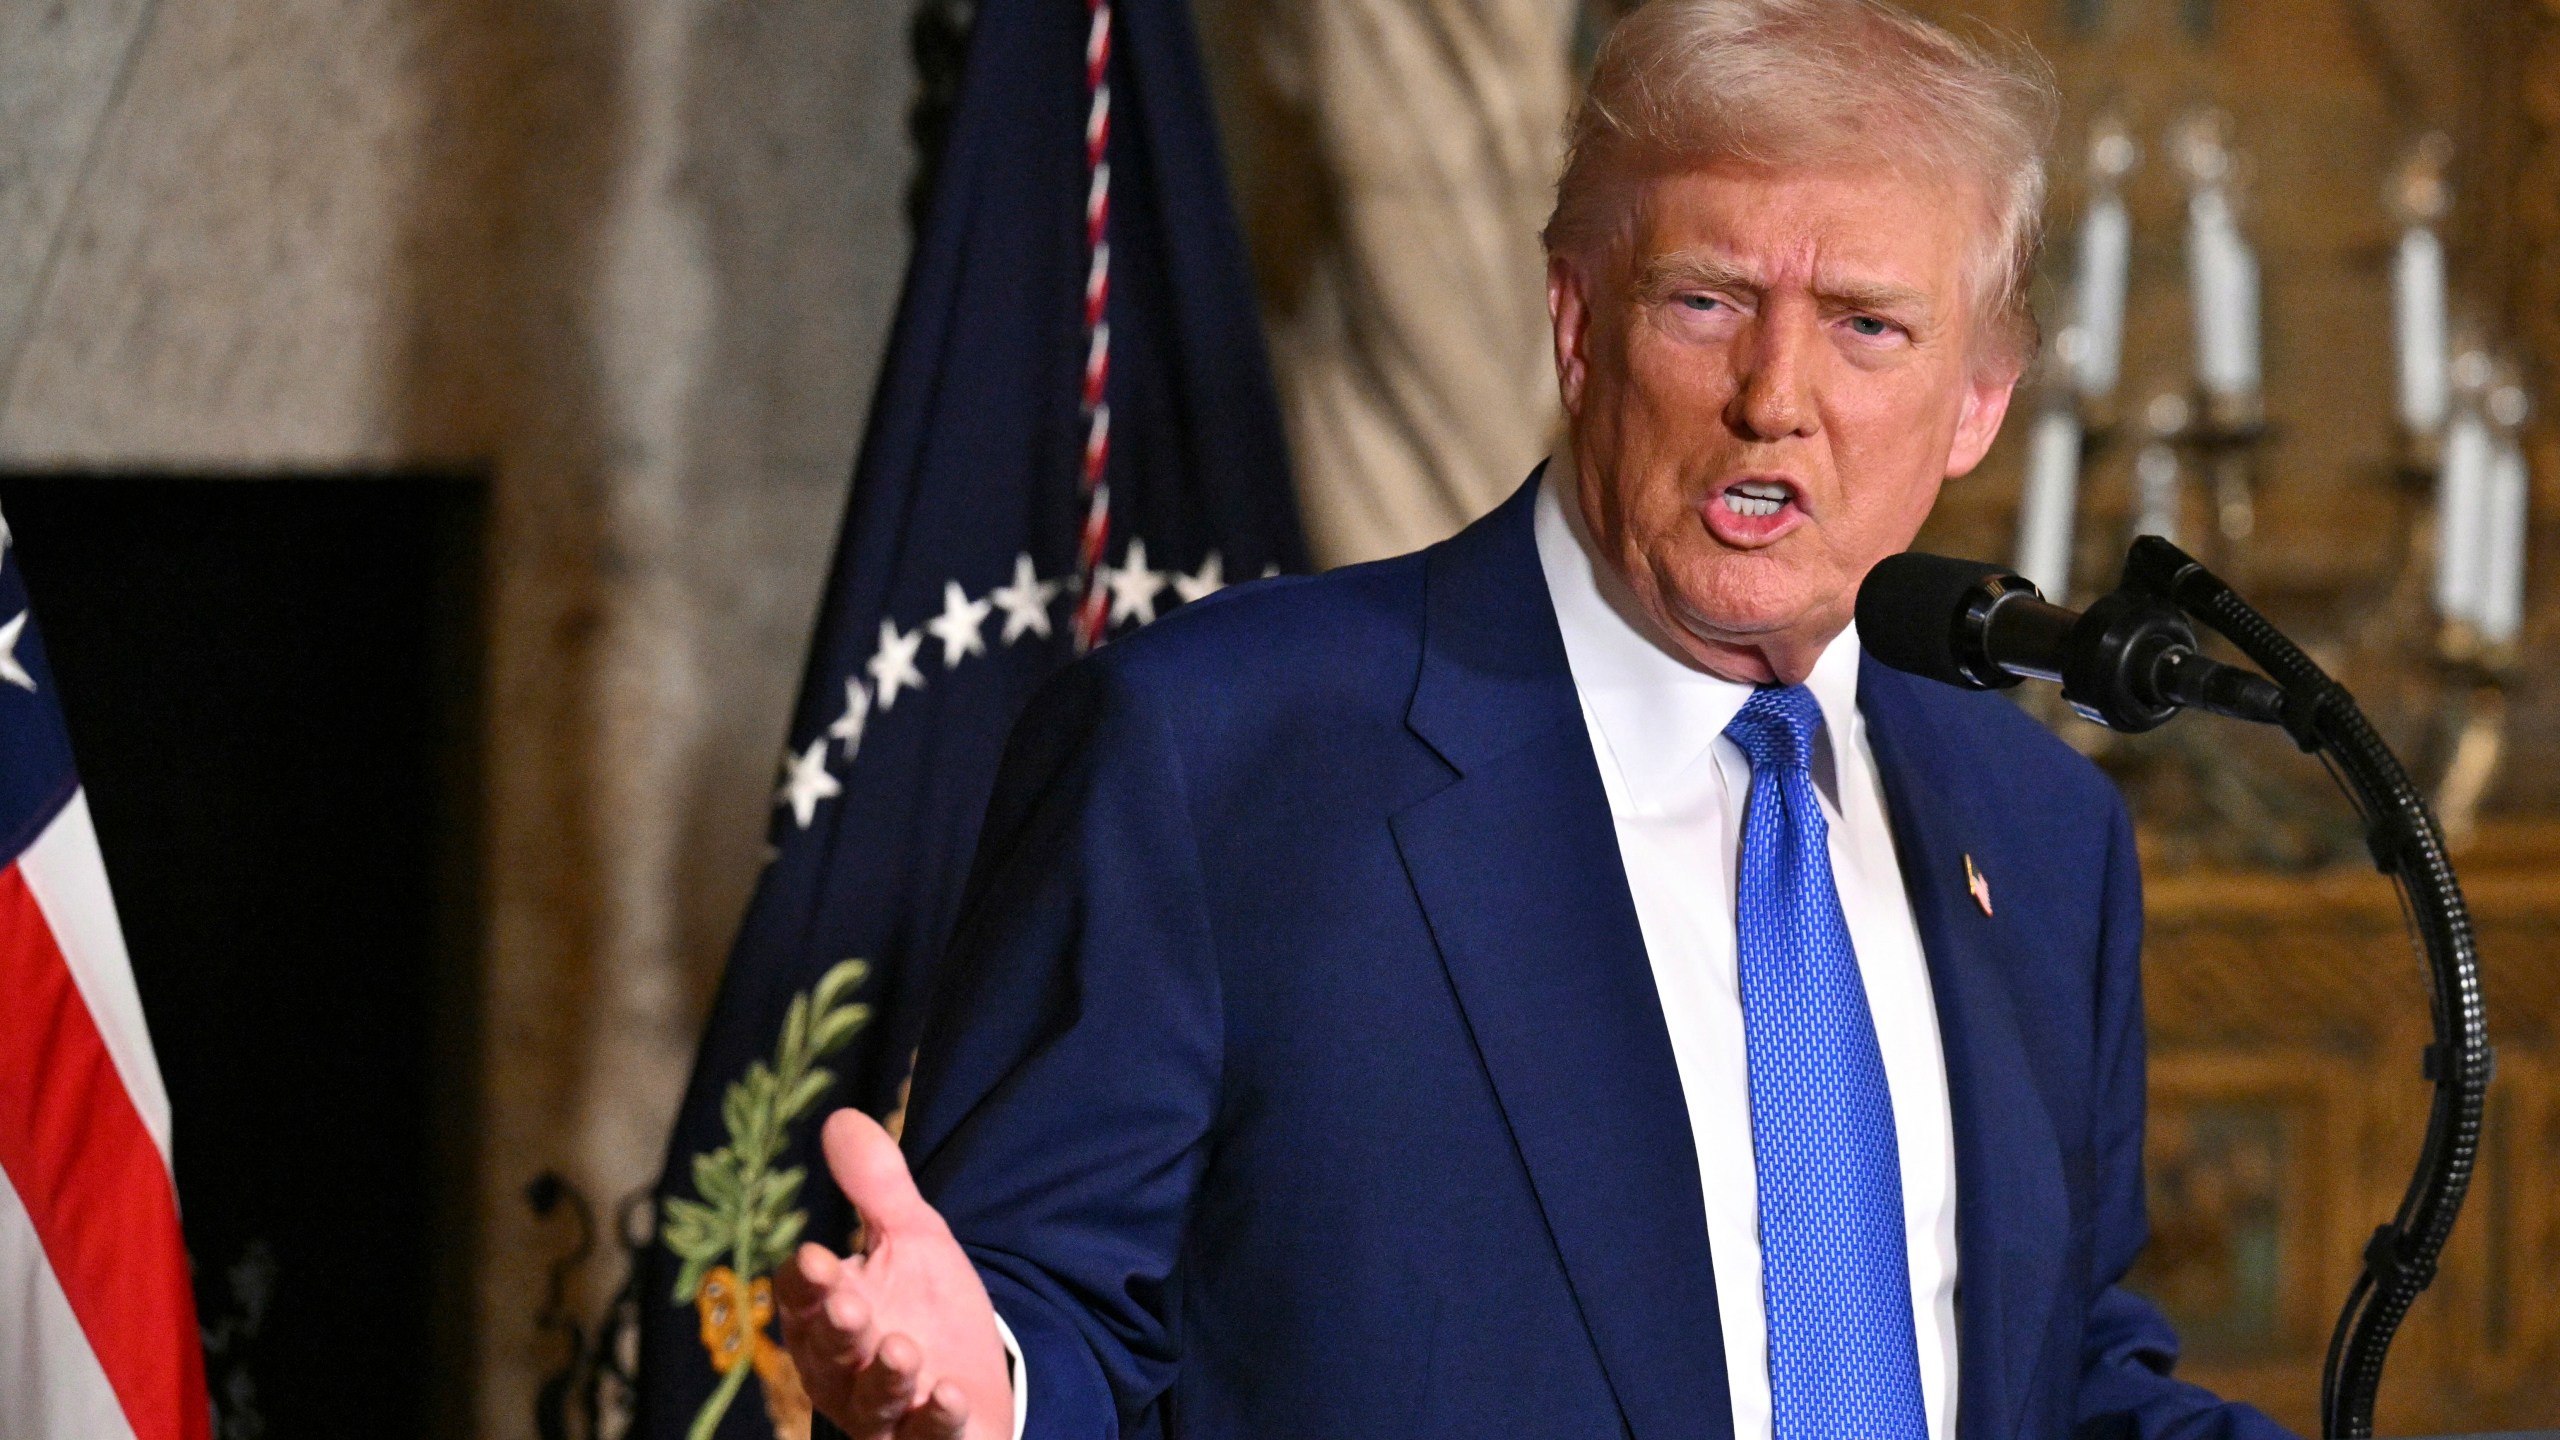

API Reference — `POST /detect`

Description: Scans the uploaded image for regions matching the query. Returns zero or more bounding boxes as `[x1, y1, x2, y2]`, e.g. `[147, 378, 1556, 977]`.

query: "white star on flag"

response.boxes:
[776, 737, 841, 829]
[1105, 538, 1169, 627]
[826, 678, 871, 757]
[990, 553, 1058, 643]
[0, 612, 32, 693]
[867, 617, 926, 710]
[924, 580, 992, 667]
[1173, 552, 1225, 604]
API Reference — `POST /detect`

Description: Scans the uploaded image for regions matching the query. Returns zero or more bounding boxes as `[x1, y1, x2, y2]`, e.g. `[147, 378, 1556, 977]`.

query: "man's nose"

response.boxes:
[1727, 306, 1820, 441]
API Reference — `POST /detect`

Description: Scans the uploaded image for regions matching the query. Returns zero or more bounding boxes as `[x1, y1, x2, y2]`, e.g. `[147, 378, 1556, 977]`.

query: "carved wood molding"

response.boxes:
[2143, 822, 2560, 1046]
[2136, 821, 2560, 1426]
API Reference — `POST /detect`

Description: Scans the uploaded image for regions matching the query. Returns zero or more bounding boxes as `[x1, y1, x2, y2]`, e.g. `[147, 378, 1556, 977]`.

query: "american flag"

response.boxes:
[0, 504, 211, 1438]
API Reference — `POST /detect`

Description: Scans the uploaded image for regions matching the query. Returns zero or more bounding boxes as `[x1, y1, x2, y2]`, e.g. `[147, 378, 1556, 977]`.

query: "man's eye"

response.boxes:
[1847, 315, 1894, 338]
[1680, 295, 1725, 313]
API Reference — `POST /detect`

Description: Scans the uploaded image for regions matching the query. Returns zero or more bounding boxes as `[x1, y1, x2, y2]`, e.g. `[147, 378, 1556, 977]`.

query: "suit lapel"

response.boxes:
[1859, 660, 2072, 1440]
[1390, 478, 1734, 1440]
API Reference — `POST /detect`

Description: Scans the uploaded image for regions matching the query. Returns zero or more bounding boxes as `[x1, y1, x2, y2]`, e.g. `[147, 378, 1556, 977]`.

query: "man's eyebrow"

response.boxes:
[1817, 277, 1935, 321]
[1632, 253, 1759, 302]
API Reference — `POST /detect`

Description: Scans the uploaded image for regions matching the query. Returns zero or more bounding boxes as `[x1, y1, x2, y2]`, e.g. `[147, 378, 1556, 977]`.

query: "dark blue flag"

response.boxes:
[634, 0, 1304, 1433]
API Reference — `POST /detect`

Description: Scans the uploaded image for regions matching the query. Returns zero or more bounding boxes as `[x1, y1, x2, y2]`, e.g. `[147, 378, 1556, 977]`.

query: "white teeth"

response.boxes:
[1723, 481, 1792, 520]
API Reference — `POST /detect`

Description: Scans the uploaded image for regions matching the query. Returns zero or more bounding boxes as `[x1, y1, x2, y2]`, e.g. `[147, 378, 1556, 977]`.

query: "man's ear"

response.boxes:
[1549, 252, 1592, 419]
[1944, 363, 2019, 479]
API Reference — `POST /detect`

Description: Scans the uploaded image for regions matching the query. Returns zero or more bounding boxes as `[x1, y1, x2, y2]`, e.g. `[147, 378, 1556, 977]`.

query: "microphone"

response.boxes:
[1856, 551, 2289, 732]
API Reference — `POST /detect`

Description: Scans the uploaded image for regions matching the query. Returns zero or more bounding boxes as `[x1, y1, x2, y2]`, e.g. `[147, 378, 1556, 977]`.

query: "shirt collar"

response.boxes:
[1532, 458, 1867, 790]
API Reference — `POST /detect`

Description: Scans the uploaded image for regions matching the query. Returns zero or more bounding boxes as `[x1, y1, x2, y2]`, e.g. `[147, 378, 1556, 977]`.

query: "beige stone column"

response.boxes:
[1228, 0, 1578, 568]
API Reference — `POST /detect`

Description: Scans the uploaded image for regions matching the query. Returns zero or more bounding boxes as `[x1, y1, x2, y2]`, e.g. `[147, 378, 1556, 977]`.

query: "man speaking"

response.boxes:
[775, 1, 2293, 1436]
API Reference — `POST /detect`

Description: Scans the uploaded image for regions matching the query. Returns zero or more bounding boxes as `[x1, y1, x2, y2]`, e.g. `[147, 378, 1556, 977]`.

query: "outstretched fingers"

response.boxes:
[847, 1332, 926, 1429]
[894, 1381, 970, 1440]
[774, 1241, 836, 1324]
[788, 1107, 995, 1439]
[778, 1242, 872, 1368]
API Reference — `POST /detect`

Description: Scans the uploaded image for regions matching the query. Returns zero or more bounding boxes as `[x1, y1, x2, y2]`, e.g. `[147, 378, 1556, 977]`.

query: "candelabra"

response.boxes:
[2020, 113, 2534, 868]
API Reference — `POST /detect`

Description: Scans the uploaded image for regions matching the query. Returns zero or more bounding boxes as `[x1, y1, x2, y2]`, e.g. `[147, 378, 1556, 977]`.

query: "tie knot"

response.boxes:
[1725, 684, 1825, 775]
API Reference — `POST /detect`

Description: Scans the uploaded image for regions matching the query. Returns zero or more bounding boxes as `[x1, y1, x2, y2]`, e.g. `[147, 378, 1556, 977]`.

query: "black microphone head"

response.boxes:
[1856, 552, 2032, 690]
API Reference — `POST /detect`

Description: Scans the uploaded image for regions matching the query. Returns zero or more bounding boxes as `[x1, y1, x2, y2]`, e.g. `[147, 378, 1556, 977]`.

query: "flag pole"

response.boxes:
[1072, 0, 1117, 652]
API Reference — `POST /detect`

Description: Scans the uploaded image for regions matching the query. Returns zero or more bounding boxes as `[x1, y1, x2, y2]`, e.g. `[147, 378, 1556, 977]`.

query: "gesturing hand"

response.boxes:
[775, 1109, 1015, 1440]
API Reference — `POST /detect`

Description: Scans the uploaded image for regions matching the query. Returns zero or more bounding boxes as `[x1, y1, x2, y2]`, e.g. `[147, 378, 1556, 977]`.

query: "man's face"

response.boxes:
[1549, 158, 2018, 684]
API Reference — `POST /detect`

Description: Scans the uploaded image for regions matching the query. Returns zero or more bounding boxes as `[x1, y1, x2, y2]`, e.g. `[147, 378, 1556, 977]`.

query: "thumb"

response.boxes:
[821, 1107, 934, 1239]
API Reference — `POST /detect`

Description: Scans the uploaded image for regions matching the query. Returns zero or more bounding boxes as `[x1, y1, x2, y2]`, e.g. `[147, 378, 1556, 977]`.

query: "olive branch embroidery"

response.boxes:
[662, 958, 872, 1440]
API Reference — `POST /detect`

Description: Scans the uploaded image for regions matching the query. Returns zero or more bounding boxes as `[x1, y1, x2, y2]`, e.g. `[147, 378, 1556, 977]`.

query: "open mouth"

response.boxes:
[1719, 479, 1795, 518]
[1702, 476, 1806, 545]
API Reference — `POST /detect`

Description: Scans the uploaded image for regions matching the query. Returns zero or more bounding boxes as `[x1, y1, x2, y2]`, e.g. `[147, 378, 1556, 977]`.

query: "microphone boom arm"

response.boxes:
[2114, 537, 2491, 1440]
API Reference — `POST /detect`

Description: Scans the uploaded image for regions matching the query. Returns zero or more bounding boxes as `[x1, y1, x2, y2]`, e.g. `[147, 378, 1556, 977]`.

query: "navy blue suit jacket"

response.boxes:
[901, 478, 2289, 1439]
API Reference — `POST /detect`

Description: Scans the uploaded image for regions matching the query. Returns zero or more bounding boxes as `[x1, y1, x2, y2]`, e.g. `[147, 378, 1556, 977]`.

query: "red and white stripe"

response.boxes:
[1, 791, 209, 1440]
[1071, 0, 1118, 653]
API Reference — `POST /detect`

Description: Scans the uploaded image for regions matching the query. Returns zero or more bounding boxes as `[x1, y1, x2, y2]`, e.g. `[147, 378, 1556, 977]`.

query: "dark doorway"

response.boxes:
[0, 474, 485, 1440]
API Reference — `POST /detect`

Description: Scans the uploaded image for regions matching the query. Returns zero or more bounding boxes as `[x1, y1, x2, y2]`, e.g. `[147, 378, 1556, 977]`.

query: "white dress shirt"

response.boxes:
[998, 473, 1962, 1440]
[1532, 470, 1962, 1440]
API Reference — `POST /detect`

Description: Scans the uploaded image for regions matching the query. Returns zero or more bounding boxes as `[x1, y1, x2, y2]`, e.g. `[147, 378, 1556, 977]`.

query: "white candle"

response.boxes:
[2435, 409, 2495, 624]
[2394, 226, 2451, 435]
[2017, 406, 2083, 597]
[2134, 441, 2182, 544]
[2073, 190, 2132, 402]
[2188, 186, 2262, 400]
[2477, 432, 2530, 647]
[2230, 233, 2263, 397]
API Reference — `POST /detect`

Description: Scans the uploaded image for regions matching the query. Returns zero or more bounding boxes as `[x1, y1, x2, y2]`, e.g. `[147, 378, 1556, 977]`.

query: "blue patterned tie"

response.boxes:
[1725, 685, 1928, 1439]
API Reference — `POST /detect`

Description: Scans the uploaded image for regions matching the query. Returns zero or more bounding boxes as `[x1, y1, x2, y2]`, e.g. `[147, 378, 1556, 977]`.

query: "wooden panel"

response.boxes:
[2138, 825, 2560, 1433]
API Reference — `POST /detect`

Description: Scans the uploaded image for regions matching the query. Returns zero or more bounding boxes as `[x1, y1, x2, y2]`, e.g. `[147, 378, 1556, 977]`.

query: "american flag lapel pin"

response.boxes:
[1964, 853, 1994, 917]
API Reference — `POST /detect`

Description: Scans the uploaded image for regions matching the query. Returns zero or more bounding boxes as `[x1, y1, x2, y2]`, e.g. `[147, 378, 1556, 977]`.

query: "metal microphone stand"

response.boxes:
[2099, 536, 2492, 1440]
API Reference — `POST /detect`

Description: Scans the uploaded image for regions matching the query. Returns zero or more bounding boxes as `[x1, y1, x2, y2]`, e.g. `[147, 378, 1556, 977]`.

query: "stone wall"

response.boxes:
[0, 0, 914, 1431]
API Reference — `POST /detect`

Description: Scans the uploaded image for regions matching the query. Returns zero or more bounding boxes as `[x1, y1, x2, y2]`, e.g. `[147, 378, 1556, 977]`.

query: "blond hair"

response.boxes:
[1546, 0, 2058, 373]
